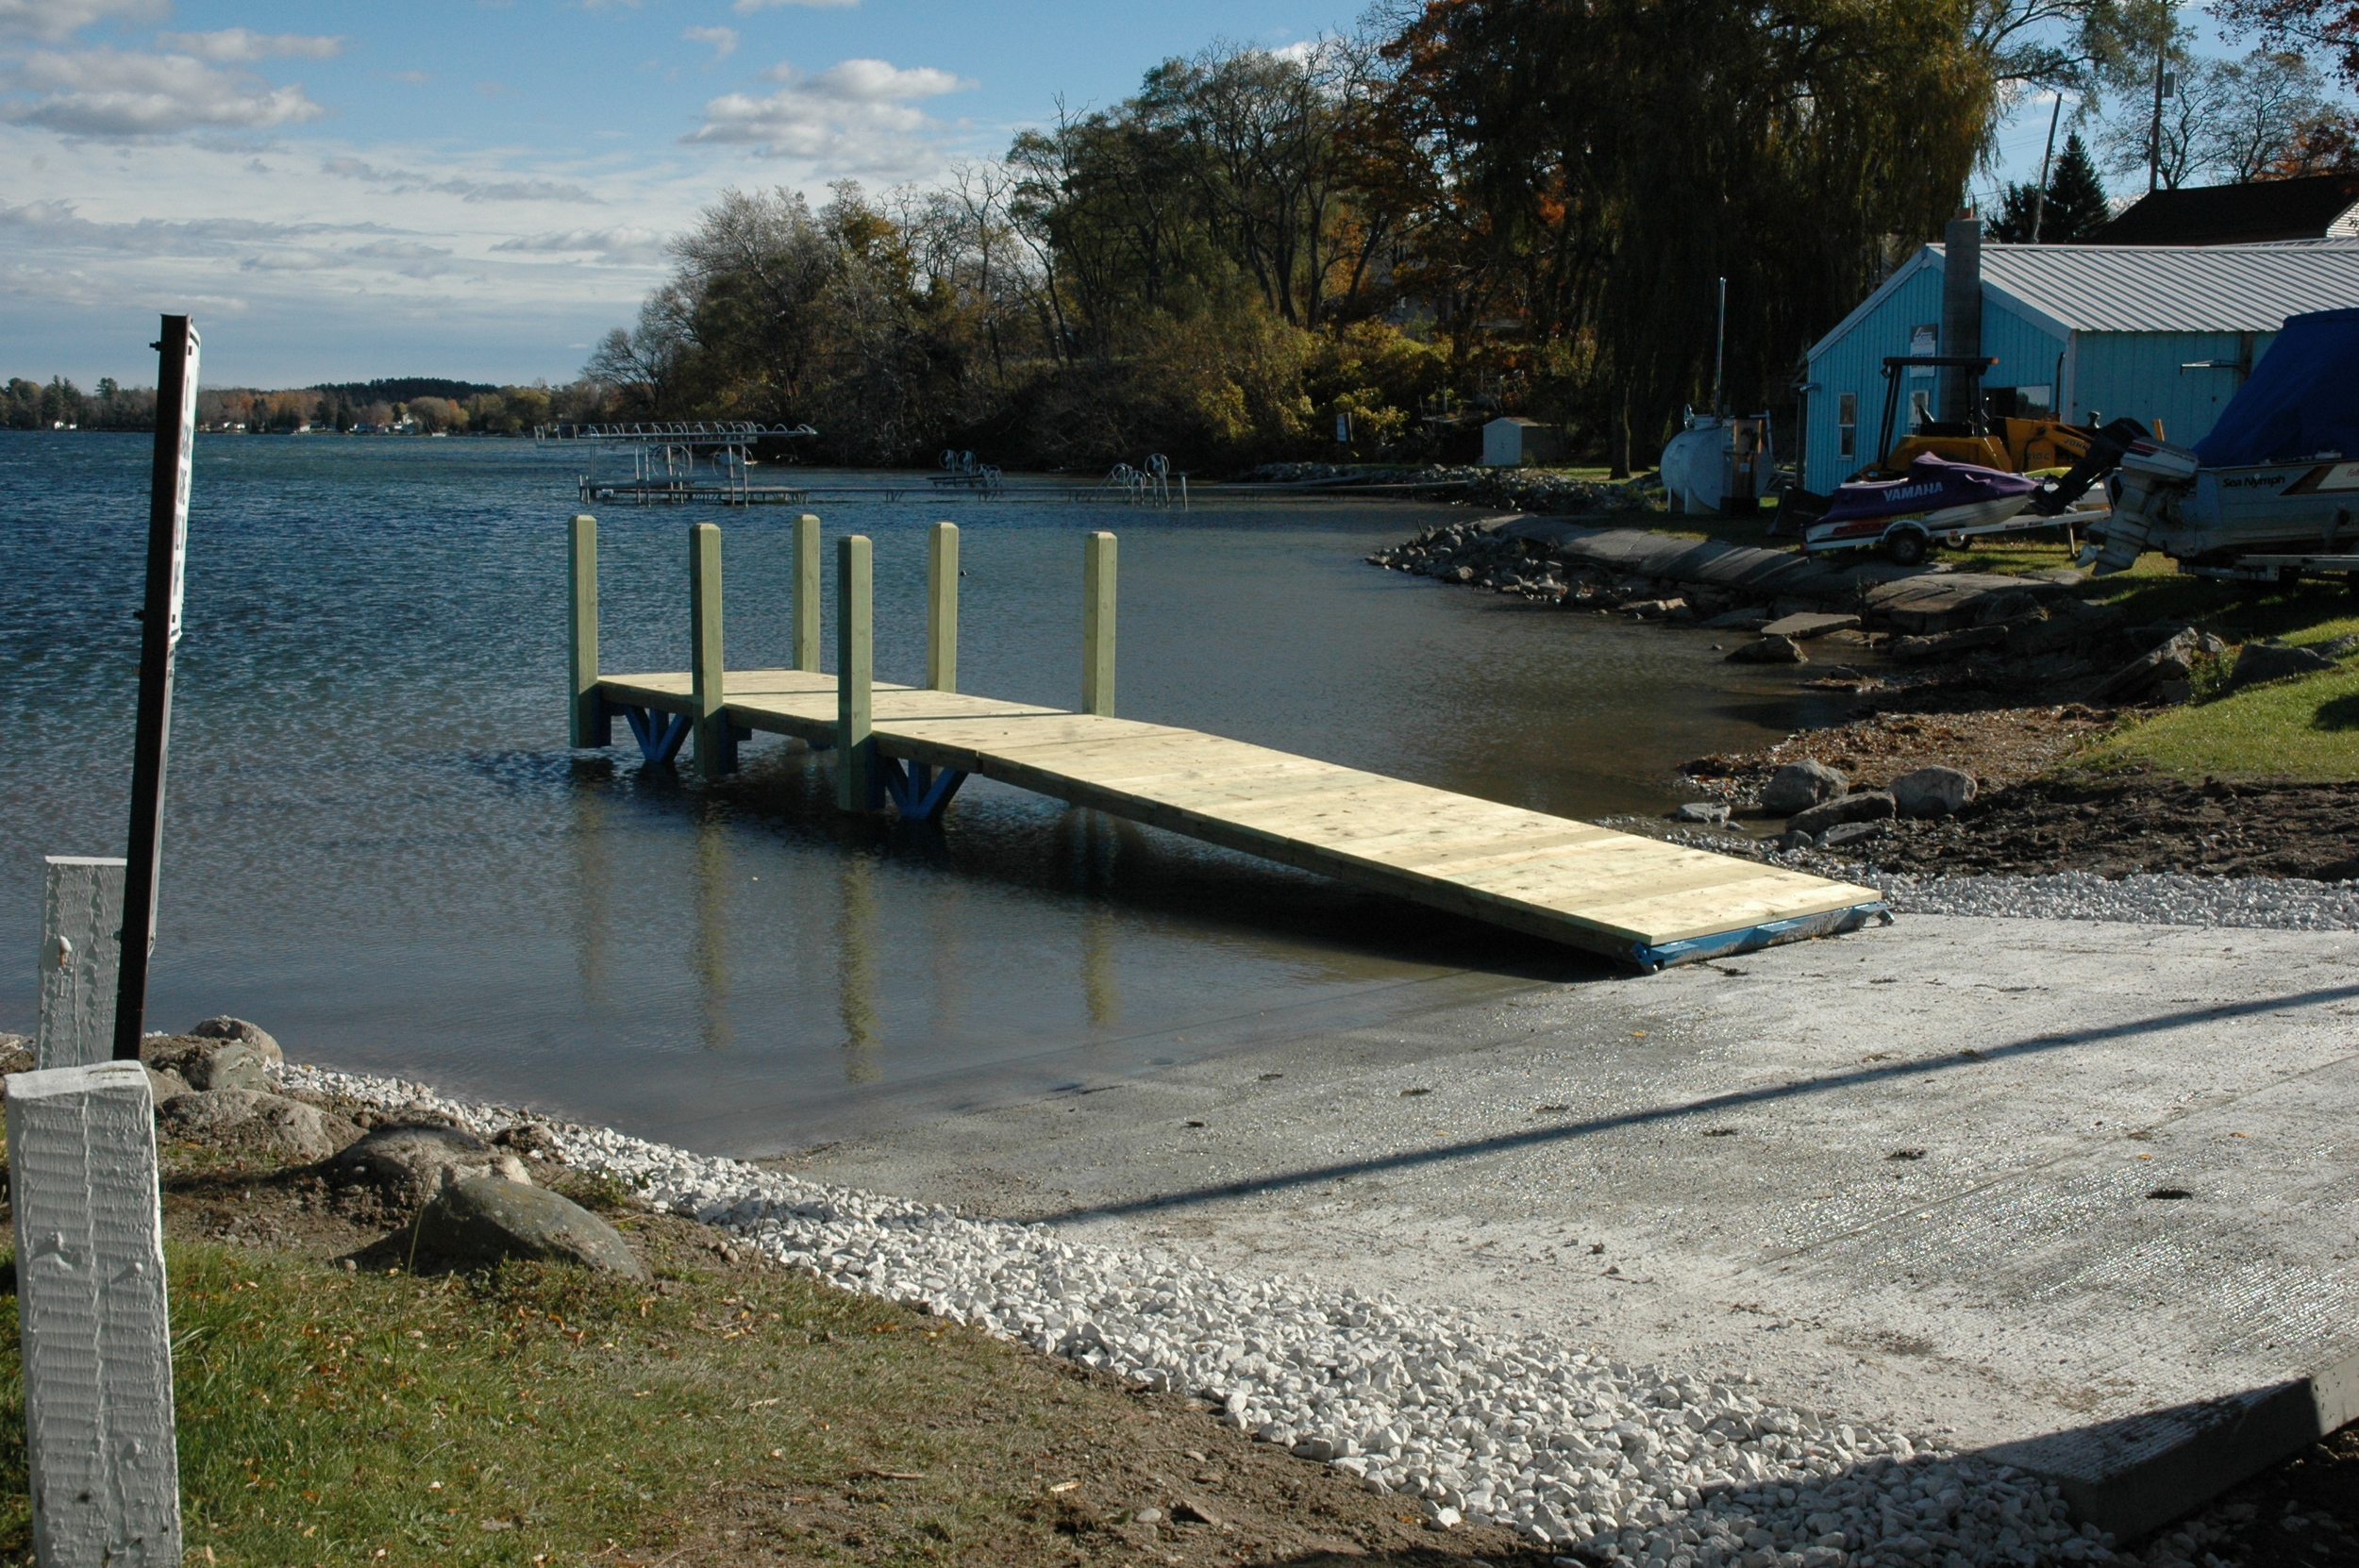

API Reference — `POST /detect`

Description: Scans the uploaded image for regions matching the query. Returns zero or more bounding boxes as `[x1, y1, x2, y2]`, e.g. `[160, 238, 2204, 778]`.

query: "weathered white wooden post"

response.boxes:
[7, 1060, 183, 1566]
[836, 534, 875, 810]
[568, 513, 609, 748]
[1082, 530, 1117, 717]
[38, 857, 125, 1071]
[928, 521, 959, 692]
[793, 513, 823, 673]
[689, 522, 733, 779]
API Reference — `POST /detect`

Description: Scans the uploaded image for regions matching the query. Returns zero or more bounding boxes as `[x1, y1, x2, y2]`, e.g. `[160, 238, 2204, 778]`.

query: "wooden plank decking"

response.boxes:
[595, 667, 1884, 968]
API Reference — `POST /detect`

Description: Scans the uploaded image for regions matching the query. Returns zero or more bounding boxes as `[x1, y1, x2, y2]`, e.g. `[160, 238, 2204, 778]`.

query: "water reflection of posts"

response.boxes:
[689, 523, 733, 779]
[1083, 531, 1117, 716]
[692, 806, 731, 1052]
[835, 534, 876, 811]
[793, 512, 823, 673]
[568, 514, 610, 747]
[928, 521, 959, 692]
[838, 851, 879, 1081]
[1082, 904, 1120, 1027]
[569, 788, 611, 1010]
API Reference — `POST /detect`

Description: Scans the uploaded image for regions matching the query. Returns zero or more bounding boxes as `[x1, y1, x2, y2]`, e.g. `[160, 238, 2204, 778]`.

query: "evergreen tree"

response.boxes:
[2042, 133, 2110, 241]
[1987, 179, 2043, 241]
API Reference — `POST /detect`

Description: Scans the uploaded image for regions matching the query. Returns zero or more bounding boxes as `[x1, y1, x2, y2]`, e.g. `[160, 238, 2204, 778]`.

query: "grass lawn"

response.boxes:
[2074, 665, 2359, 782]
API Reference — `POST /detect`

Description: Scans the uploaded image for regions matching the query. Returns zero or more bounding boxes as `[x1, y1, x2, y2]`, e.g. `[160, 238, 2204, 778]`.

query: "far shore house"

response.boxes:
[2098, 175, 2359, 246]
[1799, 238, 2359, 490]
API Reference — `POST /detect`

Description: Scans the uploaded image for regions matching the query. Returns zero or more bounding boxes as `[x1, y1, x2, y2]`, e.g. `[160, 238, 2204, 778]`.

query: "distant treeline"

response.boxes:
[4, 376, 158, 431]
[1, 375, 610, 435]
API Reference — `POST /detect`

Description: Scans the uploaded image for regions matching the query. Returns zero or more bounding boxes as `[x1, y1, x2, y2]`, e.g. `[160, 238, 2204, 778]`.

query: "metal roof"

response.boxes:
[1807, 239, 2359, 360]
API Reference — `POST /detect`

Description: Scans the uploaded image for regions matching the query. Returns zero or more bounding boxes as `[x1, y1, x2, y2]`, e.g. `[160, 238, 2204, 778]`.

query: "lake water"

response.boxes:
[0, 434, 1855, 1153]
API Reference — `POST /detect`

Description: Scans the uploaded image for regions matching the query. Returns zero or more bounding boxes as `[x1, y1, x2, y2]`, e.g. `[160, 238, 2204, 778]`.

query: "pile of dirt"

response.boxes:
[1681, 701, 2359, 879]
[1683, 702, 2124, 795]
[1866, 770, 2359, 881]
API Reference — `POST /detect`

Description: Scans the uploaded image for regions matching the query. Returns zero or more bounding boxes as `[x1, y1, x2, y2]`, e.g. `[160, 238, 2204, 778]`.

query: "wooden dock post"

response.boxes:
[836, 534, 875, 810]
[689, 522, 734, 778]
[38, 857, 125, 1071]
[569, 514, 609, 747]
[8, 1060, 184, 1565]
[1082, 530, 1116, 717]
[794, 513, 823, 673]
[928, 521, 959, 692]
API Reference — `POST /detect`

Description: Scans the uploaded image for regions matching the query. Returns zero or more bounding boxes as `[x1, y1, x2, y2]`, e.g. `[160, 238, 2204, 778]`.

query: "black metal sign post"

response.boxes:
[112, 315, 200, 1060]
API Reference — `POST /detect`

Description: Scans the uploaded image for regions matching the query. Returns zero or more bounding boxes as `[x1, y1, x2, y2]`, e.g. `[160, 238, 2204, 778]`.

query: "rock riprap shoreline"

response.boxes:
[274, 1060, 2200, 1568]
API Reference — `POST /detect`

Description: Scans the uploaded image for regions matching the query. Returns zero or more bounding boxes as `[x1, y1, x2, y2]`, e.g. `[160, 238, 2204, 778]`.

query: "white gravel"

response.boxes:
[1871, 870, 2359, 929]
[276, 1061, 2222, 1568]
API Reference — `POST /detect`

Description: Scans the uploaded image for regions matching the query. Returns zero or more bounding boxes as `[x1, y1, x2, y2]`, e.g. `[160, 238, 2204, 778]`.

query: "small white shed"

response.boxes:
[1482, 417, 1566, 467]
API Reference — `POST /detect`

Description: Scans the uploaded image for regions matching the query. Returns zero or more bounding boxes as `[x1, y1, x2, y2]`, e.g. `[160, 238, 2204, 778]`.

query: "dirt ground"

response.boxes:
[1677, 695, 2359, 881]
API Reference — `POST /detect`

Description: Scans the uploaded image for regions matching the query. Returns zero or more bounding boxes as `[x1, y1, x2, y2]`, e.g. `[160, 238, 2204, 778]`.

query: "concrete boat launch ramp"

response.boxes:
[794, 913, 2359, 1540]
[572, 516, 1884, 969]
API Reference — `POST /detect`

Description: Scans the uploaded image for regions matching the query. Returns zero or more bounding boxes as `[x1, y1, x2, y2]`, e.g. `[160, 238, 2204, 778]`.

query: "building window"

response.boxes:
[1837, 392, 1857, 458]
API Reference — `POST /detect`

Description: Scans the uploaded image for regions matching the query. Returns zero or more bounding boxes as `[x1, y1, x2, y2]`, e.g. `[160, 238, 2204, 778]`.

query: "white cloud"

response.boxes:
[0, 0, 166, 43]
[320, 157, 600, 205]
[3, 47, 326, 138]
[492, 225, 667, 265]
[686, 58, 972, 172]
[732, 0, 858, 11]
[0, 198, 343, 251]
[684, 25, 736, 61]
[156, 29, 345, 62]
[760, 58, 967, 98]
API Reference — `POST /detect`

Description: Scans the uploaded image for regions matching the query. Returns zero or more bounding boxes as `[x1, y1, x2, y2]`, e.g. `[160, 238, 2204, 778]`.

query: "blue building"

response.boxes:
[1799, 238, 2359, 490]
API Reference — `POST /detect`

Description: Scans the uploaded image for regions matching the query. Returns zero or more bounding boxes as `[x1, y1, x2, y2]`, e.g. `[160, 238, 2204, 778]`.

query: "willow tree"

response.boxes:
[1382, 0, 1993, 463]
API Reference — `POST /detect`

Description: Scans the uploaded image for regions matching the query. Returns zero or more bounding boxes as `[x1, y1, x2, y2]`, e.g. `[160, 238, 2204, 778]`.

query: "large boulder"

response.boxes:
[188, 1017, 283, 1063]
[410, 1176, 644, 1277]
[1788, 790, 1897, 836]
[1670, 801, 1732, 826]
[1760, 760, 1848, 816]
[187, 1041, 274, 1093]
[2226, 641, 2335, 692]
[159, 1089, 357, 1161]
[2088, 628, 2226, 701]
[1891, 766, 1978, 818]
[1726, 634, 1806, 665]
[326, 1124, 529, 1206]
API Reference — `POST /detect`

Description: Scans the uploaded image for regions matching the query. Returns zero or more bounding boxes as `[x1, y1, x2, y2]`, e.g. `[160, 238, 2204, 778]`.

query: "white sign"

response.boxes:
[163, 325, 200, 648]
[1908, 325, 1936, 376]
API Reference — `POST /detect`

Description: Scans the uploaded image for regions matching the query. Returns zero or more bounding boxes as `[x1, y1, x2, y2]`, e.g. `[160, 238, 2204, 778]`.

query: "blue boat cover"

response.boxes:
[2193, 308, 2359, 468]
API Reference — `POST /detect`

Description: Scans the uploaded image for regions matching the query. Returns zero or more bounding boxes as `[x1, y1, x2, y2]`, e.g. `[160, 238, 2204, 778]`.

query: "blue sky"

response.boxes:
[0, 0, 2252, 390]
[0, 0, 1367, 387]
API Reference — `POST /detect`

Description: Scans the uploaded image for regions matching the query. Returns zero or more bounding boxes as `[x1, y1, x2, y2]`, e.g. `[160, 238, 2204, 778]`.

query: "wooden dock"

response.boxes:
[568, 515, 1887, 970]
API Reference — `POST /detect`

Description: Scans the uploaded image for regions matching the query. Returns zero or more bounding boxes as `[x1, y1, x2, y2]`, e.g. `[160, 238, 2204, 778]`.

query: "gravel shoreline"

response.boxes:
[276, 1026, 2244, 1568]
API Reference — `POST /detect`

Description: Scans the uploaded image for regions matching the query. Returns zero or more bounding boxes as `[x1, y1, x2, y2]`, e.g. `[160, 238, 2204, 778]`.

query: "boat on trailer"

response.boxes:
[2083, 309, 2359, 583]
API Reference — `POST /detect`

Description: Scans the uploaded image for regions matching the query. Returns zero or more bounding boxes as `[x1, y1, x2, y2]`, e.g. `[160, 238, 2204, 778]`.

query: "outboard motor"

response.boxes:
[2083, 437, 2201, 575]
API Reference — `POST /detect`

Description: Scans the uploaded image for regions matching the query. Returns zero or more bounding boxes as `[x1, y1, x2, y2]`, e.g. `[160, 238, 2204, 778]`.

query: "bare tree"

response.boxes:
[2207, 50, 2334, 178]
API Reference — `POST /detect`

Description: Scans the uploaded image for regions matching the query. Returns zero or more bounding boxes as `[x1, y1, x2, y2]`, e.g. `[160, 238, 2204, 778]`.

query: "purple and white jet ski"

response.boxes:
[1804, 454, 2043, 565]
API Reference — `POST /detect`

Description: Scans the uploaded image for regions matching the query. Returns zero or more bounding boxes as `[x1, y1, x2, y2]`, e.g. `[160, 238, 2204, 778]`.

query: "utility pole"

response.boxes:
[1712, 276, 1726, 415]
[2148, 36, 2168, 193]
[112, 315, 199, 1061]
[2030, 92, 2065, 242]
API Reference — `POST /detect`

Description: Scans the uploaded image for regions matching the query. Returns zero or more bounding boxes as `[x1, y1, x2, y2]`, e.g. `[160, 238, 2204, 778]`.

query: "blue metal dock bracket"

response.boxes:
[880, 758, 967, 821]
[1627, 902, 1892, 972]
[620, 706, 691, 765]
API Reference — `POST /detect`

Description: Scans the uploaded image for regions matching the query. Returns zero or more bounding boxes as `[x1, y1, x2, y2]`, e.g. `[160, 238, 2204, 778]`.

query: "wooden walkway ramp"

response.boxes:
[570, 517, 1887, 971]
